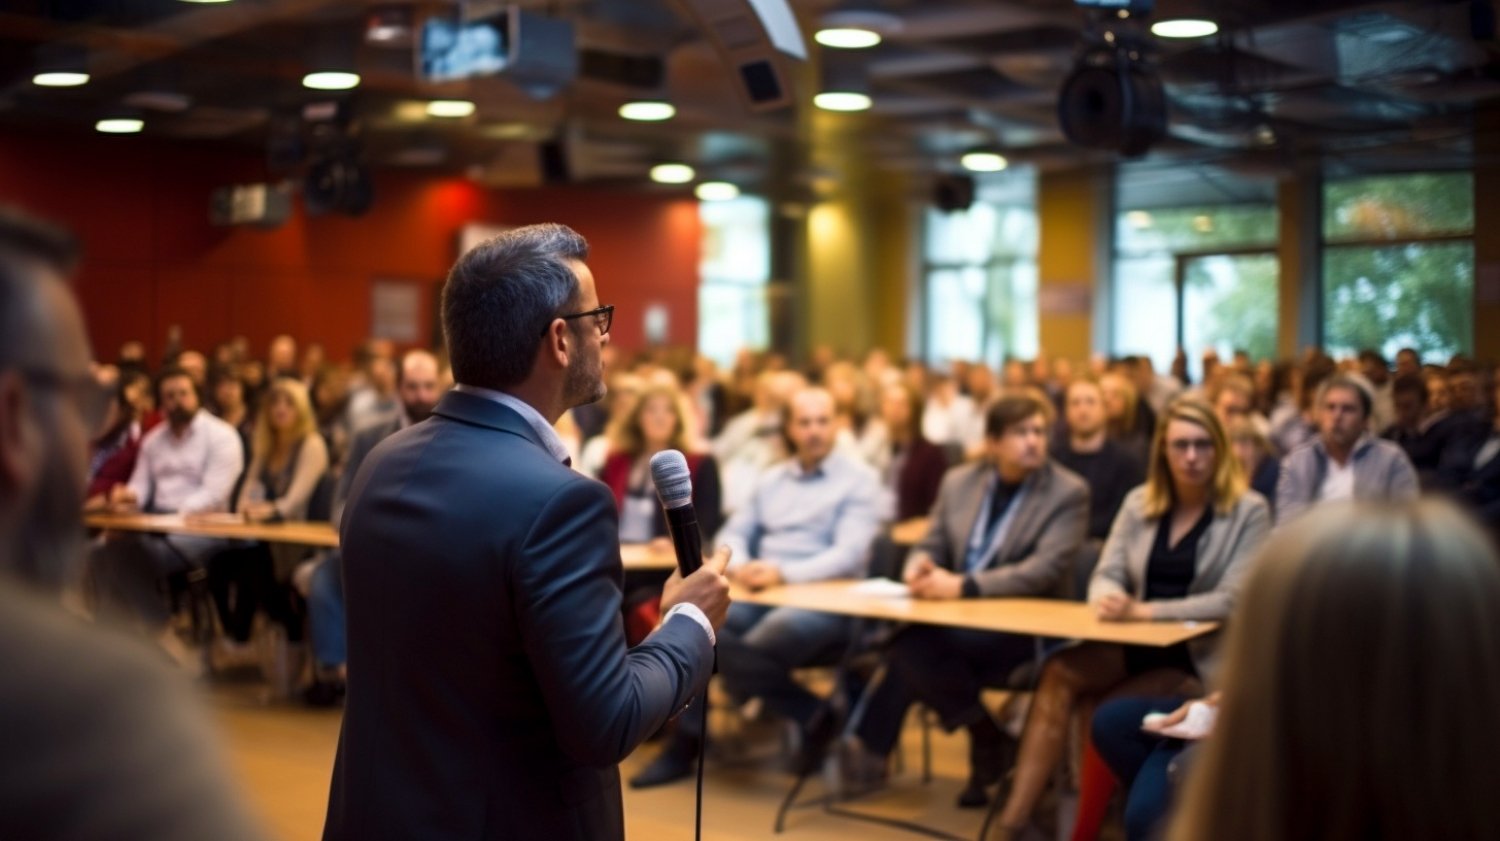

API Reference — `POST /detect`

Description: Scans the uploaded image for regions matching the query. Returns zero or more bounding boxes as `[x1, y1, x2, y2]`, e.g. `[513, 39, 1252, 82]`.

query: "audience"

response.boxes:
[865, 380, 950, 522]
[1276, 374, 1418, 525]
[89, 366, 244, 664]
[85, 368, 158, 505]
[1167, 500, 1500, 841]
[9, 187, 1493, 840]
[598, 383, 724, 643]
[208, 378, 329, 657]
[990, 399, 1270, 838]
[301, 349, 443, 705]
[1053, 377, 1145, 541]
[1228, 415, 1279, 514]
[844, 394, 1089, 807]
[631, 387, 881, 788]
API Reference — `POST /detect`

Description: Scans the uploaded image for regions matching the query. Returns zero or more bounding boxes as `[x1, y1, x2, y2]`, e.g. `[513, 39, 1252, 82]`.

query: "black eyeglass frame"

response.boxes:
[549, 304, 614, 336]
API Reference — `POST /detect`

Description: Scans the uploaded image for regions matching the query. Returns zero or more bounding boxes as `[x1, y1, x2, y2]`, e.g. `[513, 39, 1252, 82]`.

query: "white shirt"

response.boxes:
[127, 410, 244, 514]
[1319, 457, 1356, 503]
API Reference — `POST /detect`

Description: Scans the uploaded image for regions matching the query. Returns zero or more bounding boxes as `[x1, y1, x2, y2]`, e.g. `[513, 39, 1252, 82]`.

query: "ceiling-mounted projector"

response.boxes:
[1057, 43, 1167, 157]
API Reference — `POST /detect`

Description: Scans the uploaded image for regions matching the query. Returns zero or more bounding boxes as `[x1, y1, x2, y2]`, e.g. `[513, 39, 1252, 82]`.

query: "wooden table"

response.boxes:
[734, 580, 1216, 647]
[84, 513, 679, 571]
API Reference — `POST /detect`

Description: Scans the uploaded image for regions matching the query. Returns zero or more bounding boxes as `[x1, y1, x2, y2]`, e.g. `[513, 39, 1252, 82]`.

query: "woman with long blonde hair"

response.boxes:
[989, 399, 1271, 835]
[210, 377, 329, 645]
[1166, 500, 1500, 841]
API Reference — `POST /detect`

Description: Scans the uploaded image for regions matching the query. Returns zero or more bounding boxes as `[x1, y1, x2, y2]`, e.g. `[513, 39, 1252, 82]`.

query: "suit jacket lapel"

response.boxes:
[432, 390, 551, 453]
[946, 465, 990, 571]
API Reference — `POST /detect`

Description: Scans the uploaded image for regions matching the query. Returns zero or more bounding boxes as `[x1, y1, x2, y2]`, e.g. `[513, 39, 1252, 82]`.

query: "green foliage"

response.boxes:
[1323, 172, 1473, 241]
[1323, 242, 1474, 359]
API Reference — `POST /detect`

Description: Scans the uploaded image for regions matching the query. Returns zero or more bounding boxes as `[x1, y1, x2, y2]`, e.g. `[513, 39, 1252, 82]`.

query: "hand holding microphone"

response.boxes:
[651, 450, 732, 632]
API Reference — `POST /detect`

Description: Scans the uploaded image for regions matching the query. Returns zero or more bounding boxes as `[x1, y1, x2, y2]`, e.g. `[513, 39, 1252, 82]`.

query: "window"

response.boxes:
[698, 196, 771, 367]
[1112, 204, 1278, 379]
[1321, 172, 1474, 360]
[922, 191, 1038, 365]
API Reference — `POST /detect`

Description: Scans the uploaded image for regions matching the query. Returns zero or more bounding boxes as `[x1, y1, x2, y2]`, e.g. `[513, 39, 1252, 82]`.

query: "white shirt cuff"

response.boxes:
[662, 603, 715, 647]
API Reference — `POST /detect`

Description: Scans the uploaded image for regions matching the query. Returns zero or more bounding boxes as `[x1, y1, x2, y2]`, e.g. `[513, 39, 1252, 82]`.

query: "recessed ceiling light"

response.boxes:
[814, 91, 872, 112]
[96, 118, 144, 134]
[619, 101, 676, 122]
[814, 28, 882, 49]
[695, 181, 740, 201]
[1125, 210, 1154, 229]
[650, 163, 695, 184]
[33, 72, 89, 87]
[302, 71, 360, 91]
[961, 152, 1008, 172]
[426, 99, 476, 118]
[1151, 19, 1219, 38]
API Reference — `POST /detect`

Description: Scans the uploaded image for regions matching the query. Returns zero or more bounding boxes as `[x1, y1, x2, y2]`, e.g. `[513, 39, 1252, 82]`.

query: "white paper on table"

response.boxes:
[849, 578, 911, 598]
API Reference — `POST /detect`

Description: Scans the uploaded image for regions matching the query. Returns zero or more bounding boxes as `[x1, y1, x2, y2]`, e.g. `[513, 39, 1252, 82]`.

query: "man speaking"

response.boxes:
[323, 224, 731, 841]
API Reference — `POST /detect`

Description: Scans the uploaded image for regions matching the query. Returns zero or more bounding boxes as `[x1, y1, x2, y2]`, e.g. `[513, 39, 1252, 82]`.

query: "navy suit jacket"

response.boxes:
[323, 390, 715, 841]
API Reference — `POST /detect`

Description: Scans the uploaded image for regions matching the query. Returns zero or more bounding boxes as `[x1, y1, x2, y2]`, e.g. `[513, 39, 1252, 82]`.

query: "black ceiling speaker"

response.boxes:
[1058, 44, 1167, 157]
[933, 174, 975, 213]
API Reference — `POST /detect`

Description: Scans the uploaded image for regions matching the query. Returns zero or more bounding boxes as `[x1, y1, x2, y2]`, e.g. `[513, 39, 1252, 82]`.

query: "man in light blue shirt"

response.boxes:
[631, 387, 881, 788]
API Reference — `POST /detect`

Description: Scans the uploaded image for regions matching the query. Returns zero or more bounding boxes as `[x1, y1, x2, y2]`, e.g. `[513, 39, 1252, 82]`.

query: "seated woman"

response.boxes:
[597, 383, 722, 642]
[1167, 499, 1500, 841]
[990, 399, 1271, 839]
[1227, 415, 1279, 516]
[209, 378, 329, 650]
[868, 380, 950, 523]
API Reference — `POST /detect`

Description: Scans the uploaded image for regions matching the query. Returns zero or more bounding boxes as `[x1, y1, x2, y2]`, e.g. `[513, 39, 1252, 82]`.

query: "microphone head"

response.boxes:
[649, 449, 694, 508]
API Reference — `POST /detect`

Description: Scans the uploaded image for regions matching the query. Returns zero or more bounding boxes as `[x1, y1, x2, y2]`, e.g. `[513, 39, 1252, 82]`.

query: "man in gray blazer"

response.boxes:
[847, 393, 1090, 808]
[322, 224, 732, 841]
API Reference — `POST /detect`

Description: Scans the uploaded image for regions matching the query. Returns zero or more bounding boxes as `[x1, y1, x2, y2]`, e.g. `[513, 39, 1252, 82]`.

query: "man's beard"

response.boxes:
[563, 346, 606, 408]
[11, 443, 87, 595]
[404, 400, 436, 424]
[168, 406, 196, 427]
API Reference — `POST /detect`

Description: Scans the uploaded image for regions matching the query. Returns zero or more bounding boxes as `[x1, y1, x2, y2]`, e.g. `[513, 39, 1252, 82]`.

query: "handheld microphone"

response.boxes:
[649, 449, 703, 576]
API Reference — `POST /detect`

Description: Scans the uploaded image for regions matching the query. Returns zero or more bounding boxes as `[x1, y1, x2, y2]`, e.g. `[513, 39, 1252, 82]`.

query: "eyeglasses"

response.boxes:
[22, 368, 113, 435]
[551, 304, 614, 336]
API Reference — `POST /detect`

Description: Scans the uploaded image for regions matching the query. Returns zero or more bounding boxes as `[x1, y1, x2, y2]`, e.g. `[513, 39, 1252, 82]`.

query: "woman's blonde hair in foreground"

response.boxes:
[1168, 500, 1500, 841]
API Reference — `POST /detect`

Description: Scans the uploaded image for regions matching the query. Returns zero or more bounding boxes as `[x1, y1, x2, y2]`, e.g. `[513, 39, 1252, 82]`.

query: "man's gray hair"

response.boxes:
[441, 223, 589, 390]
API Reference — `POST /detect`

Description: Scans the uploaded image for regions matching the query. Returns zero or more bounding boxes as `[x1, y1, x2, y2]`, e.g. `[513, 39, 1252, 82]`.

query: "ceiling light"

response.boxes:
[96, 118, 144, 134]
[1125, 210, 1153, 229]
[302, 71, 360, 91]
[650, 163, 695, 184]
[814, 28, 882, 49]
[1193, 215, 1214, 232]
[619, 101, 676, 122]
[1151, 19, 1219, 39]
[814, 91, 871, 112]
[961, 152, 1008, 172]
[426, 99, 476, 118]
[33, 71, 89, 87]
[695, 181, 740, 201]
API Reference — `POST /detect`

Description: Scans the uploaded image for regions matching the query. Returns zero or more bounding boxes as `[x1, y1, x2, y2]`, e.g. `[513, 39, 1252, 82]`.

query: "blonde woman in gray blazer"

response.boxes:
[990, 399, 1271, 840]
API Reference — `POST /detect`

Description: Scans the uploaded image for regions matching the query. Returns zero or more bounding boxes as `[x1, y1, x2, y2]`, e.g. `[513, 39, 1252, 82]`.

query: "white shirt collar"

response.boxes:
[453, 384, 571, 464]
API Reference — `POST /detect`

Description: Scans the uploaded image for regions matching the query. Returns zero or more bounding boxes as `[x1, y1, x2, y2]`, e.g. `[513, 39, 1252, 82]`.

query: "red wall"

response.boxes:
[0, 130, 701, 364]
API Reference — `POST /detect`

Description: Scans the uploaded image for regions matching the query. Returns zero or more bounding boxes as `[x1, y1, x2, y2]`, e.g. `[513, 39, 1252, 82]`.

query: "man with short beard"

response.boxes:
[0, 205, 265, 839]
[299, 348, 444, 704]
[91, 364, 243, 663]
